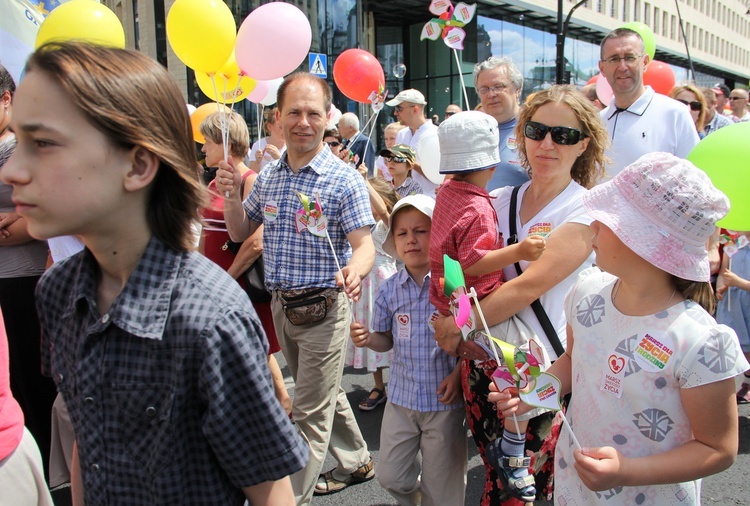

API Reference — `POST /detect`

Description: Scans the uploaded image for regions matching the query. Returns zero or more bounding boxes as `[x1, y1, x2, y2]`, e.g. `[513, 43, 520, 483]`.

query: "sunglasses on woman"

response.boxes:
[676, 99, 702, 111]
[524, 121, 586, 145]
[325, 141, 341, 147]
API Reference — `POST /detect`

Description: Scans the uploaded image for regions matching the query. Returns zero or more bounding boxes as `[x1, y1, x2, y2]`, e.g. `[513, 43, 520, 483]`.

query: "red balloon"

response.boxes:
[333, 49, 385, 103]
[643, 60, 676, 96]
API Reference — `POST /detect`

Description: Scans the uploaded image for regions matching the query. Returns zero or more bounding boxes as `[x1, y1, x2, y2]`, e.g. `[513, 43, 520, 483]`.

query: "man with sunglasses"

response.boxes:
[387, 89, 440, 195]
[474, 57, 528, 191]
[598, 28, 698, 180]
[728, 88, 750, 123]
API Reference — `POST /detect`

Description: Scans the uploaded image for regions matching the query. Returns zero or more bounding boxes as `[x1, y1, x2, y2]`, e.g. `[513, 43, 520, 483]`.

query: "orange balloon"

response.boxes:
[190, 102, 231, 143]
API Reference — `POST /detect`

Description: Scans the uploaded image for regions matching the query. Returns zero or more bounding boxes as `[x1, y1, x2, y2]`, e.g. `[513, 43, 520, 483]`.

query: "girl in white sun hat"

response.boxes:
[492, 151, 749, 505]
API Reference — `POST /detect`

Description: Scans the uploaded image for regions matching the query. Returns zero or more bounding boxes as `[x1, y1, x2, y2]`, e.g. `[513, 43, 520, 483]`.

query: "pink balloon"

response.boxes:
[246, 80, 269, 103]
[595, 73, 613, 106]
[236, 3, 312, 80]
[259, 78, 284, 106]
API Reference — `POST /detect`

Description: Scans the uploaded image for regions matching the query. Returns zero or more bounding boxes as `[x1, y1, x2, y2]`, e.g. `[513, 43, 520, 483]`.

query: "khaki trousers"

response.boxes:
[376, 402, 467, 506]
[0, 427, 54, 506]
[271, 291, 370, 506]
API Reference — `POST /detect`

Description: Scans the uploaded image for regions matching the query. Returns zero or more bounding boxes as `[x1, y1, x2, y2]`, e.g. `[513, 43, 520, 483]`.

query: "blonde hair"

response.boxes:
[199, 111, 250, 159]
[516, 85, 609, 189]
[669, 84, 707, 134]
[27, 42, 205, 251]
[368, 177, 399, 214]
[384, 122, 407, 135]
[673, 277, 716, 314]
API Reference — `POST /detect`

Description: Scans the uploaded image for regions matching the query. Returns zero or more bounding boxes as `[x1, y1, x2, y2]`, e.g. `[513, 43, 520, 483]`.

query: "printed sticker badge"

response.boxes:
[633, 331, 674, 372]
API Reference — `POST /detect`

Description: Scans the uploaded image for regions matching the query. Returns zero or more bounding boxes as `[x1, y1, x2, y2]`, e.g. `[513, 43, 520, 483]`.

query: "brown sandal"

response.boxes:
[313, 458, 375, 495]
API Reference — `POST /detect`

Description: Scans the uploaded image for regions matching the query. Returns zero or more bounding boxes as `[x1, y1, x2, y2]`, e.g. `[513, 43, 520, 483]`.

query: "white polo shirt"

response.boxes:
[396, 121, 440, 196]
[600, 86, 699, 182]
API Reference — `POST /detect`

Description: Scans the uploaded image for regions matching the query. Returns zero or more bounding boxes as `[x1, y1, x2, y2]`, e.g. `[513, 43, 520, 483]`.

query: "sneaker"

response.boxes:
[737, 381, 750, 404]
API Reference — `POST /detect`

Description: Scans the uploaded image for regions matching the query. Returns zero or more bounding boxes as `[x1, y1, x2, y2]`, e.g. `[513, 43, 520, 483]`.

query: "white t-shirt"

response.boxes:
[600, 87, 699, 181]
[491, 180, 595, 359]
[247, 138, 286, 172]
[559, 268, 749, 505]
[48, 236, 85, 263]
[396, 121, 440, 196]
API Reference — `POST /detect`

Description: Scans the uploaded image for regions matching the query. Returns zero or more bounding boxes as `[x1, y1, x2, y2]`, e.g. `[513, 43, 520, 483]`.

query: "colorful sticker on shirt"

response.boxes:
[506, 136, 518, 150]
[600, 351, 628, 398]
[633, 331, 675, 372]
[396, 313, 411, 340]
[528, 222, 553, 238]
[264, 200, 278, 222]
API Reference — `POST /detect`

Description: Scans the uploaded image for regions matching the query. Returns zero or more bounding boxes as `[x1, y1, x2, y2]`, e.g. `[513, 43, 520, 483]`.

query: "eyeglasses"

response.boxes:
[394, 105, 412, 113]
[384, 156, 408, 163]
[676, 99, 702, 111]
[729, 96, 747, 101]
[445, 112, 456, 117]
[601, 54, 643, 66]
[477, 83, 511, 96]
[524, 121, 586, 145]
[325, 141, 341, 147]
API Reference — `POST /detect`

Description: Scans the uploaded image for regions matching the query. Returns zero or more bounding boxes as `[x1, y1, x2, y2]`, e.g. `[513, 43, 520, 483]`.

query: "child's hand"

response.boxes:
[437, 365, 463, 404]
[518, 235, 546, 261]
[488, 379, 532, 418]
[350, 322, 370, 348]
[716, 285, 727, 301]
[574, 446, 629, 491]
[721, 268, 742, 288]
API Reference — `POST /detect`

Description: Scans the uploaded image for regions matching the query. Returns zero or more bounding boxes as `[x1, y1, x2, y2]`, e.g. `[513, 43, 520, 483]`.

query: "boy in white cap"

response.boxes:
[350, 195, 467, 506]
[429, 111, 546, 502]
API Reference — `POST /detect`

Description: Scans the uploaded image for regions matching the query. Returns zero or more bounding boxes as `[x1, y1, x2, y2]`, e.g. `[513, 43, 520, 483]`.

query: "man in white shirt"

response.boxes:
[386, 89, 440, 195]
[598, 28, 699, 180]
[728, 88, 750, 123]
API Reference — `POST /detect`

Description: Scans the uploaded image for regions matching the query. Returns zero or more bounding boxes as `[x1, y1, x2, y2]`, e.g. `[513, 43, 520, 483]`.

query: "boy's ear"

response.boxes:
[123, 146, 159, 192]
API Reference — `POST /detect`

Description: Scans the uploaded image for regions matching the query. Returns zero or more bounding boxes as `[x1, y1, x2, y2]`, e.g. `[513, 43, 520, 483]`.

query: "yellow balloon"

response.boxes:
[167, 0, 236, 73]
[35, 0, 126, 49]
[190, 102, 231, 144]
[195, 55, 257, 103]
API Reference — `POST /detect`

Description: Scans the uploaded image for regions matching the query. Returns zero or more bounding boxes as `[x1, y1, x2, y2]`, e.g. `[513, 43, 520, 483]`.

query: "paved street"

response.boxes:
[277, 353, 750, 505]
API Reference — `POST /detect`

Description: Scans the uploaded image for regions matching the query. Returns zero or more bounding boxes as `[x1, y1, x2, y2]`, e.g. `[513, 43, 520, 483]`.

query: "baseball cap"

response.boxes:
[438, 111, 500, 174]
[712, 83, 731, 97]
[386, 89, 427, 107]
[380, 144, 416, 164]
[382, 195, 435, 261]
[583, 152, 729, 282]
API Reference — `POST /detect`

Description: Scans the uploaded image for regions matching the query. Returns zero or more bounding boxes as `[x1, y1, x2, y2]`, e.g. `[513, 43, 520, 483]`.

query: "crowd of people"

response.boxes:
[0, 25, 749, 506]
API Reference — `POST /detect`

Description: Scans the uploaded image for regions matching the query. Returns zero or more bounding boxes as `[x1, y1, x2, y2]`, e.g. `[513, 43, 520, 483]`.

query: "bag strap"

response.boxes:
[507, 185, 565, 358]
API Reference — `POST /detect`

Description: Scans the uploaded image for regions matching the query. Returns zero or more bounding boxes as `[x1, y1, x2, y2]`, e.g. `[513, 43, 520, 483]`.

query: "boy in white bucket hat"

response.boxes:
[493, 152, 749, 505]
[428, 111, 547, 502]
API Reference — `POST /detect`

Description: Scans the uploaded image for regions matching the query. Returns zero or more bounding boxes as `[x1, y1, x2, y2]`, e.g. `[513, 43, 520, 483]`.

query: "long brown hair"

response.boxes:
[672, 277, 716, 314]
[26, 42, 205, 251]
[516, 85, 609, 189]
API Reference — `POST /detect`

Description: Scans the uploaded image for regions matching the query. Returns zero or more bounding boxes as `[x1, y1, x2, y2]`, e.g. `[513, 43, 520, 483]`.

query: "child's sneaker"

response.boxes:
[485, 438, 536, 502]
[737, 381, 750, 404]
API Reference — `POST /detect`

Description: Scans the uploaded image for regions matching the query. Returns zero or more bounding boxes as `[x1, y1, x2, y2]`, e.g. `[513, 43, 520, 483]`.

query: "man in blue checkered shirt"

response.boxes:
[219, 72, 376, 504]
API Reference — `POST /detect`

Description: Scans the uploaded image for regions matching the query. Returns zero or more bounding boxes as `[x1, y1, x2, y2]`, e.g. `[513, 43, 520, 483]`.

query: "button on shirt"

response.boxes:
[243, 147, 374, 290]
[371, 269, 463, 412]
[37, 237, 308, 505]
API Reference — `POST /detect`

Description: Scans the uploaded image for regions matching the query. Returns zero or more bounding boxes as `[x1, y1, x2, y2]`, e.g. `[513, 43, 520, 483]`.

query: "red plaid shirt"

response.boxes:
[429, 179, 504, 315]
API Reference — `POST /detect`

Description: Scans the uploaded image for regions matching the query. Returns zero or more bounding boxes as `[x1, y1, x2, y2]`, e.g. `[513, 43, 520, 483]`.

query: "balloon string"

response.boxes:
[209, 75, 231, 198]
[453, 49, 471, 110]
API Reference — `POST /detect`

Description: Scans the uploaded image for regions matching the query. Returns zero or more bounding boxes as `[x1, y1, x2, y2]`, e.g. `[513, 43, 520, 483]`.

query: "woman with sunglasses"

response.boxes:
[323, 128, 344, 158]
[669, 84, 707, 138]
[433, 85, 608, 505]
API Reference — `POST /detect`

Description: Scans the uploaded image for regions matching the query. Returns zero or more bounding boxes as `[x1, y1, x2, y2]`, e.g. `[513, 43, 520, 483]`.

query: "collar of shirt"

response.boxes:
[605, 86, 655, 120]
[276, 144, 338, 176]
[64, 236, 177, 341]
[497, 116, 518, 132]
[396, 267, 431, 288]
[442, 179, 493, 200]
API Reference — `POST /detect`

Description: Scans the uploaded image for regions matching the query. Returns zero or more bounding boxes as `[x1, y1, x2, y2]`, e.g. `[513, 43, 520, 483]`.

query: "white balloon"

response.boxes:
[259, 78, 284, 106]
[328, 105, 342, 129]
[186, 104, 197, 115]
[416, 130, 444, 185]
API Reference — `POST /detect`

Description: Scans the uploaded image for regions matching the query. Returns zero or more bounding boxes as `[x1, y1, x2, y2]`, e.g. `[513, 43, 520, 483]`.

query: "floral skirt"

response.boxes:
[462, 358, 564, 506]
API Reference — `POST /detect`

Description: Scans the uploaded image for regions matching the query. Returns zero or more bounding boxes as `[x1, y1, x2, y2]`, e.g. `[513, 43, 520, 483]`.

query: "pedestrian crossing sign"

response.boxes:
[309, 53, 327, 78]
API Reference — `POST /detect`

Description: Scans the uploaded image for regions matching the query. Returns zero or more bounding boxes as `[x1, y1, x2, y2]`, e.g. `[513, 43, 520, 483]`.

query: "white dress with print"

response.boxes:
[345, 220, 397, 371]
[557, 268, 749, 505]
